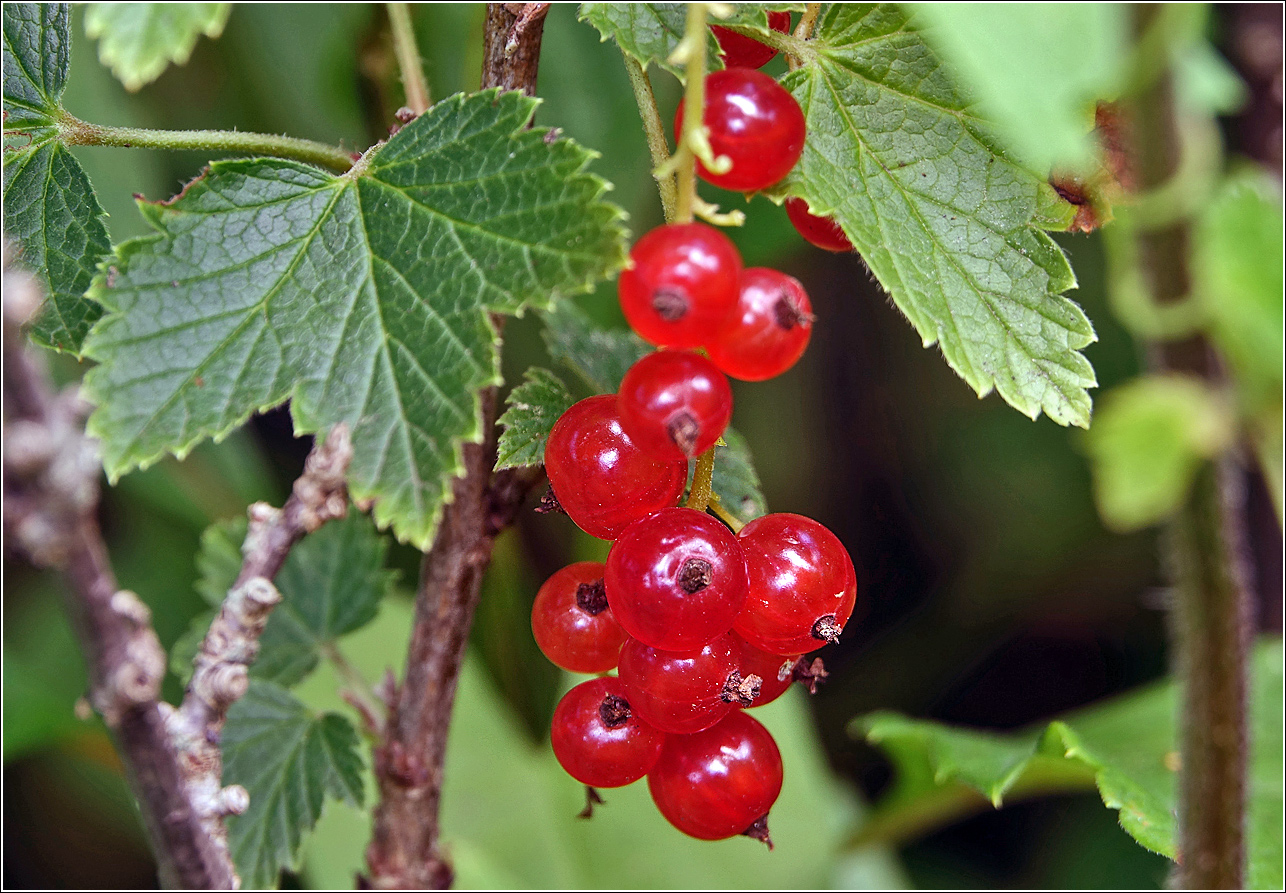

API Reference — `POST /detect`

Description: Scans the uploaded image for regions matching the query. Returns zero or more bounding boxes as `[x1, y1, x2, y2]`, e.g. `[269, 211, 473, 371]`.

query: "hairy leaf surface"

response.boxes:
[541, 300, 649, 394]
[83, 90, 627, 547]
[2, 139, 111, 352]
[222, 679, 364, 889]
[2, 2, 68, 129]
[778, 4, 1095, 426]
[85, 2, 231, 92]
[495, 367, 575, 470]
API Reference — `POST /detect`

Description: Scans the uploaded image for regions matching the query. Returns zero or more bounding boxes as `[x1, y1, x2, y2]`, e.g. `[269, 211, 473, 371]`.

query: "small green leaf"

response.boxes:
[222, 679, 364, 890]
[778, 4, 1097, 427]
[909, 4, 1129, 173]
[84, 3, 230, 92]
[2, 2, 69, 129]
[2, 139, 111, 354]
[579, 3, 802, 80]
[541, 300, 650, 394]
[708, 428, 766, 521]
[178, 512, 394, 686]
[855, 639, 1283, 887]
[83, 90, 628, 548]
[1083, 374, 1235, 532]
[496, 367, 575, 470]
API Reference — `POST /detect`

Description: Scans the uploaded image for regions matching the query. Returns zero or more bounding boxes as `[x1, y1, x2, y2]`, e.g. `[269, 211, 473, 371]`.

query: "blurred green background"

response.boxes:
[3, 4, 1280, 888]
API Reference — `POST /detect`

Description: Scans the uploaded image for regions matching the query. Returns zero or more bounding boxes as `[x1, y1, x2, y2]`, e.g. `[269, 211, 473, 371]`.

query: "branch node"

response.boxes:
[111, 589, 153, 626]
[217, 785, 250, 817]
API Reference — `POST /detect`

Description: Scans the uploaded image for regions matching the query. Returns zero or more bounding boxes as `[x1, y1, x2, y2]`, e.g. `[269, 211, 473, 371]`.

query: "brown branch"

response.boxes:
[1127, 9, 1254, 885]
[166, 425, 354, 880]
[2, 241, 238, 889]
[365, 5, 548, 888]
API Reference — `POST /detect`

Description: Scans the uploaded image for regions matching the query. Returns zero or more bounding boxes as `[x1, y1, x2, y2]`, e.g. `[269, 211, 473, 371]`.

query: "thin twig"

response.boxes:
[364, 5, 549, 888]
[2, 241, 239, 889]
[387, 3, 431, 116]
[623, 53, 678, 222]
[167, 425, 354, 871]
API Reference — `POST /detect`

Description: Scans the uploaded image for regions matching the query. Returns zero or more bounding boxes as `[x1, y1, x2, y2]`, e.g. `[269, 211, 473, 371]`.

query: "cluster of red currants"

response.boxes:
[530, 15, 859, 846]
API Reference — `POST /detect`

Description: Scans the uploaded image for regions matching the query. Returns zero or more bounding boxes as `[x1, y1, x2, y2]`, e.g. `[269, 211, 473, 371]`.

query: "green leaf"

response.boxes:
[2, 2, 69, 130]
[83, 90, 628, 549]
[579, 2, 802, 80]
[1083, 374, 1235, 532]
[1195, 171, 1284, 412]
[708, 427, 767, 521]
[3, 139, 111, 353]
[496, 367, 575, 470]
[84, 2, 230, 92]
[778, 4, 1097, 427]
[177, 511, 394, 686]
[222, 679, 364, 890]
[909, 4, 1128, 173]
[541, 300, 650, 394]
[856, 639, 1284, 887]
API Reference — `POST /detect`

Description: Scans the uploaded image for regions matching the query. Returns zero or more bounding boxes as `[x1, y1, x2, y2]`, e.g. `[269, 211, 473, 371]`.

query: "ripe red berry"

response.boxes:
[730, 632, 800, 708]
[647, 711, 783, 843]
[712, 11, 791, 70]
[706, 267, 813, 382]
[785, 197, 854, 253]
[618, 223, 743, 349]
[551, 677, 667, 788]
[676, 69, 805, 192]
[618, 632, 758, 735]
[618, 351, 734, 461]
[544, 395, 687, 540]
[531, 562, 628, 674]
[733, 513, 857, 655]
[605, 507, 749, 652]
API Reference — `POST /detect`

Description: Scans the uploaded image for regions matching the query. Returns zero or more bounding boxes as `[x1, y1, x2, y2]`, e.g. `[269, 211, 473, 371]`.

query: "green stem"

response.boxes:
[789, 2, 822, 68]
[623, 53, 678, 223]
[387, 3, 431, 115]
[685, 447, 716, 512]
[674, 2, 710, 225]
[322, 642, 386, 737]
[57, 113, 355, 173]
[707, 495, 745, 533]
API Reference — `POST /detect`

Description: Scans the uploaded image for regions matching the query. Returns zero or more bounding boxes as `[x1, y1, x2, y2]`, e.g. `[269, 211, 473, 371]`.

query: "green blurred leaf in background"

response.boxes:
[84, 2, 230, 92]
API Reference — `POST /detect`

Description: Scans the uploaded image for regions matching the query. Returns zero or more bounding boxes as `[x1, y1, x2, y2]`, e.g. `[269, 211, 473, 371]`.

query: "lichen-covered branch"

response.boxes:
[365, 5, 549, 888]
[165, 424, 354, 884]
[2, 241, 239, 889]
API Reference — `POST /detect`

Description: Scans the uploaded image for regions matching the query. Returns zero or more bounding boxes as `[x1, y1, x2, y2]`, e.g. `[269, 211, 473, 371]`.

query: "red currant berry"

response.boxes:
[785, 197, 854, 253]
[544, 395, 687, 541]
[712, 11, 791, 70]
[551, 677, 667, 788]
[618, 351, 734, 461]
[675, 69, 805, 192]
[618, 632, 760, 735]
[730, 632, 800, 708]
[733, 513, 857, 655]
[531, 562, 627, 674]
[706, 267, 813, 382]
[618, 223, 743, 349]
[647, 711, 783, 843]
[605, 507, 749, 652]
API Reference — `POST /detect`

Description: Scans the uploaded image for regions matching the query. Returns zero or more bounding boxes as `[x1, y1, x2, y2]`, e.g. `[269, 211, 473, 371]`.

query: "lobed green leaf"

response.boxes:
[777, 4, 1096, 427]
[579, 2, 802, 80]
[707, 427, 767, 521]
[541, 300, 650, 394]
[83, 90, 628, 548]
[2, 139, 111, 353]
[495, 366, 575, 470]
[222, 679, 364, 889]
[2, 2, 69, 130]
[84, 2, 231, 92]
[856, 639, 1284, 887]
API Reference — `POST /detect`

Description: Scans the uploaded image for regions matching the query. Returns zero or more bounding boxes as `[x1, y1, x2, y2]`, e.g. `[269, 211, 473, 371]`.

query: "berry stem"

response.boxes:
[622, 53, 679, 223]
[387, 3, 431, 116]
[707, 494, 747, 533]
[674, 2, 711, 225]
[55, 112, 357, 174]
[685, 446, 717, 512]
